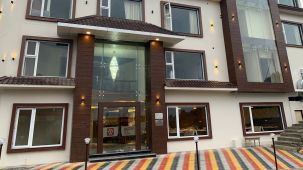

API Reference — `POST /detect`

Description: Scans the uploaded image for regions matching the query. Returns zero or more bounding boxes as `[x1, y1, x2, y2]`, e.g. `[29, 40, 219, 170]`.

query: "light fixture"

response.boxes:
[110, 52, 119, 80]
[214, 65, 219, 69]
[1, 59, 4, 62]
[156, 97, 160, 104]
[80, 96, 85, 105]
[284, 64, 288, 71]
[238, 60, 242, 68]
[0, 10, 2, 14]
[276, 21, 279, 27]
[231, 14, 235, 21]
[210, 23, 214, 27]
[86, 31, 91, 35]
[155, 38, 160, 41]
[11, 0, 14, 4]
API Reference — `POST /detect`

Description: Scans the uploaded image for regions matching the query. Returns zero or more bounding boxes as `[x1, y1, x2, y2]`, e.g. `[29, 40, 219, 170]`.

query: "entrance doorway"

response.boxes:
[97, 102, 141, 153]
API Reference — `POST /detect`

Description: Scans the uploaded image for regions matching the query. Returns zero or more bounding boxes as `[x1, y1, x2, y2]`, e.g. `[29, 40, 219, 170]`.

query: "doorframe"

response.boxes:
[97, 102, 141, 153]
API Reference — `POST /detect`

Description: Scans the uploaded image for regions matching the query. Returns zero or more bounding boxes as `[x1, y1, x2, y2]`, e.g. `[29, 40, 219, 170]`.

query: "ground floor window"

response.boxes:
[240, 103, 286, 135]
[167, 104, 211, 139]
[8, 104, 68, 152]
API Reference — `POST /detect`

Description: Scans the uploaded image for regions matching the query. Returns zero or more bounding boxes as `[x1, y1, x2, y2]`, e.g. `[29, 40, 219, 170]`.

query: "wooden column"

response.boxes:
[70, 34, 95, 162]
[148, 40, 167, 154]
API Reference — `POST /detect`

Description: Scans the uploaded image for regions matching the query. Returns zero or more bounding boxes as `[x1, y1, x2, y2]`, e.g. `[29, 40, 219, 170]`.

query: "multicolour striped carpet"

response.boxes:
[29, 147, 303, 170]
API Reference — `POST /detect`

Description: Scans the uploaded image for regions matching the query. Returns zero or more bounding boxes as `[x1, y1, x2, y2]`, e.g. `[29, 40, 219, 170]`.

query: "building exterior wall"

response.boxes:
[0, 89, 73, 167]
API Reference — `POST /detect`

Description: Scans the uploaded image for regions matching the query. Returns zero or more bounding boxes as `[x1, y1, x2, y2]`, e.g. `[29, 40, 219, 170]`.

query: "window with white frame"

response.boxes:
[163, 2, 201, 35]
[241, 104, 285, 135]
[30, 0, 73, 19]
[12, 106, 66, 149]
[282, 22, 303, 46]
[167, 105, 210, 138]
[165, 51, 205, 80]
[100, 0, 143, 20]
[278, 0, 302, 7]
[22, 40, 70, 77]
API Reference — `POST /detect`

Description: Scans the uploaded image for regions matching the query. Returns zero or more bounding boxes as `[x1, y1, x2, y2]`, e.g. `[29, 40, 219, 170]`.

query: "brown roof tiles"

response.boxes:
[165, 80, 237, 88]
[0, 76, 75, 86]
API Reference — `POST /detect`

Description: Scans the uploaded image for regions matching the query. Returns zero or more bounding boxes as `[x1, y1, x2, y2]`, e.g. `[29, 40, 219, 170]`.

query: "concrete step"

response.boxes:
[278, 136, 302, 143]
[285, 128, 303, 133]
[280, 132, 302, 138]
[275, 144, 299, 152]
[293, 123, 303, 127]
[275, 140, 302, 147]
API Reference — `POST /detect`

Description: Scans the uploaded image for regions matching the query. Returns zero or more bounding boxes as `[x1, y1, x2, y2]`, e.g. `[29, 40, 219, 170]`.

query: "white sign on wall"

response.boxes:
[121, 126, 135, 136]
[103, 127, 118, 137]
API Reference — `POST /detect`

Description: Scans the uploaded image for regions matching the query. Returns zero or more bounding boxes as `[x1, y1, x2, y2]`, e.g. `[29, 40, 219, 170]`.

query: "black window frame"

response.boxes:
[282, 21, 303, 46]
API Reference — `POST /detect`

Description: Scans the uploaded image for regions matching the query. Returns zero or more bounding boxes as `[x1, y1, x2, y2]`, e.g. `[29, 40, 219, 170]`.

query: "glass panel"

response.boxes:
[243, 107, 252, 132]
[179, 106, 208, 137]
[36, 42, 68, 77]
[278, 0, 296, 7]
[166, 65, 174, 79]
[237, 0, 283, 83]
[32, 108, 63, 146]
[283, 23, 302, 45]
[93, 43, 145, 103]
[30, 0, 43, 16]
[164, 3, 172, 30]
[168, 108, 177, 137]
[90, 108, 98, 154]
[15, 110, 32, 146]
[103, 107, 136, 153]
[251, 106, 284, 132]
[124, 0, 142, 20]
[140, 104, 147, 150]
[174, 52, 203, 80]
[102, 0, 109, 6]
[111, 0, 126, 19]
[23, 58, 36, 76]
[171, 7, 199, 34]
[43, 0, 71, 19]
[27, 41, 37, 55]
[102, 8, 109, 17]
[165, 51, 172, 63]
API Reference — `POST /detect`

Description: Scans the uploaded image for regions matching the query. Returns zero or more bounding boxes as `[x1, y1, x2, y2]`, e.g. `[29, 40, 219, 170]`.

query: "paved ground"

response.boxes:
[3, 147, 303, 170]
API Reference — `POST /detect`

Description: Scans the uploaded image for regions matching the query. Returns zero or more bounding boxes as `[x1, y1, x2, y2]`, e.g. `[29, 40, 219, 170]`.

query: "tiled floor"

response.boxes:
[8, 147, 303, 170]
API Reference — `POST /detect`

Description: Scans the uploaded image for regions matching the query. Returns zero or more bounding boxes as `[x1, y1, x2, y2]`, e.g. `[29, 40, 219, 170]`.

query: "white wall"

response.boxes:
[0, 89, 73, 167]
[165, 91, 295, 153]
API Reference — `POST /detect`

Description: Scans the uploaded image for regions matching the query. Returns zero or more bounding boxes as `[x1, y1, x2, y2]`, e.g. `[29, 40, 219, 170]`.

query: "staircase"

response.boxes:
[275, 121, 303, 152]
[89, 150, 156, 162]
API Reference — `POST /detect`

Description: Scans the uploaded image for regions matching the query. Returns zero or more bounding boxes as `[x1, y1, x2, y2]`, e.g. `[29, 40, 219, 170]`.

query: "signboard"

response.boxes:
[155, 113, 163, 120]
[121, 126, 135, 136]
[103, 127, 118, 137]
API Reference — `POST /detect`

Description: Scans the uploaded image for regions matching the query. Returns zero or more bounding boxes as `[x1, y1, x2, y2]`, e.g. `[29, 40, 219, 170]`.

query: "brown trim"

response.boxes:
[25, 0, 76, 22]
[97, 102, 141, 153]
[165, 103, 213, 140]
[96, 0, 146, 21]
[220, 0, 294, 93]
[239, 102, 287, 137]
[7, 103, 69, 153]
[278, 4, 303, 14]
[160, 1, 203, 38]
[165, 48, 208, 81]
[17, 36, 73, 78]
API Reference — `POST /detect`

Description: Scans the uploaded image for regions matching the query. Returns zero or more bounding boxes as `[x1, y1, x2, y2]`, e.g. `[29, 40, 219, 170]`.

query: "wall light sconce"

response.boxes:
[12, 56, 16, 61]
[11, 0, 14, 4]
[214, 65, 219, 69]
[231, 14, 235, 21]
[238, 60, 242, 68]
[284, 64, 288, 71]
[1, 59, 5, 62]
[0, 10, 2, 14]
[275, 21, 279, 27]
[156, 97, 160, 105]
[80, 96, 86, 105]
[210, 23, 214, 28]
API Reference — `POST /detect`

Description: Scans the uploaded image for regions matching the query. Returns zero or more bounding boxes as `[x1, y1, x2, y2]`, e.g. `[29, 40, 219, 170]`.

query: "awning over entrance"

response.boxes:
[57, 15, 185, 45]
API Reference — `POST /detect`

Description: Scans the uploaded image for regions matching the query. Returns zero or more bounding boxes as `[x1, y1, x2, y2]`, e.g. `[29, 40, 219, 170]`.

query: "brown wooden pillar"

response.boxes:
[70, 34, 95, 162]
[148, 40, 167, 154]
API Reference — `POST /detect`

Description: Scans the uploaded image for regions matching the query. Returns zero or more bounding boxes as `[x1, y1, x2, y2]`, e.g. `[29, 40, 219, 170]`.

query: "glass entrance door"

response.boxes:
[98, 102, 141, 153]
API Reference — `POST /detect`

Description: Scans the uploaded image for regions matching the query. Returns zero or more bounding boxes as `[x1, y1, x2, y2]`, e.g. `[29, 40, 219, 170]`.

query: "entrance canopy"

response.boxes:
[57, 15, 185, 46]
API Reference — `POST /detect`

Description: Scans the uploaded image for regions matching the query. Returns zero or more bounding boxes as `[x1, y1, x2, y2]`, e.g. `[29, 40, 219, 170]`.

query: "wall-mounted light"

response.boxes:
[210, 23, 214, 28]
[156, 96, 160, 105]
[231, 14, 235, 21]
[155, 38, 160, 41]
[0, 10, 2, 14]
[238, 60, 242, 68]
[214, 65, 219, 69]
[1, 59, 4, 62]
[275, 21, 279, 27]
[284, 64, 288, 71]
[11, 0, 14, 4]
[86, 31, 91, 35]
[80, 96, 86, 105]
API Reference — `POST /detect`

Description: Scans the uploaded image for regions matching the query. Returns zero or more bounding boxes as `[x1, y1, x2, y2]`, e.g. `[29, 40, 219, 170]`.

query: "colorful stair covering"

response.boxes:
[30, 147, 303, 170]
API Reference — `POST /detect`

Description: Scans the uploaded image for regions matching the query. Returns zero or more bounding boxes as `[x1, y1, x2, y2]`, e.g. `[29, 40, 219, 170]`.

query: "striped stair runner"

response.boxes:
[29, 147, 303, 170]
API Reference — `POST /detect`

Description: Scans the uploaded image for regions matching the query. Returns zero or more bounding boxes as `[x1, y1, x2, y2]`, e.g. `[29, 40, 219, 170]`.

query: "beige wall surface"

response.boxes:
[0, 89, 73, 167]
[165, 91, 298, 152]
[0, 0, 229, 82]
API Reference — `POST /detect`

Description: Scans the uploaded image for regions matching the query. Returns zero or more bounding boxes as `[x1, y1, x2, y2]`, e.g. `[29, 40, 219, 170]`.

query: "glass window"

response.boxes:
[282, 22, 303, 46]
[30, 0, 72, 19]
[164, 3, 200, 34]
[167, 105, 210, 138]
[100, 0, 142, 21]
[278, 0, 299, 7]
[165, 51, 205, 80]
[13, 106, 65, 149]
[237, 0, 283, 83]
[241, 104, 285, 134]
[22, 40, 69, 77]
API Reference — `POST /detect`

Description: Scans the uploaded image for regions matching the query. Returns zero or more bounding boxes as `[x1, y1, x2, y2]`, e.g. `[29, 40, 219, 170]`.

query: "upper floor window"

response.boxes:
[165, 50, 205, 80]
[282, 22, 303, 46]
[163, 2, 201, 35]
[22, 39, 70, 77]
[99, 0, 143, 21]
[29, 0, 73, 19]
[240, 103, 285, 135]
[278, 0, 301, 7]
